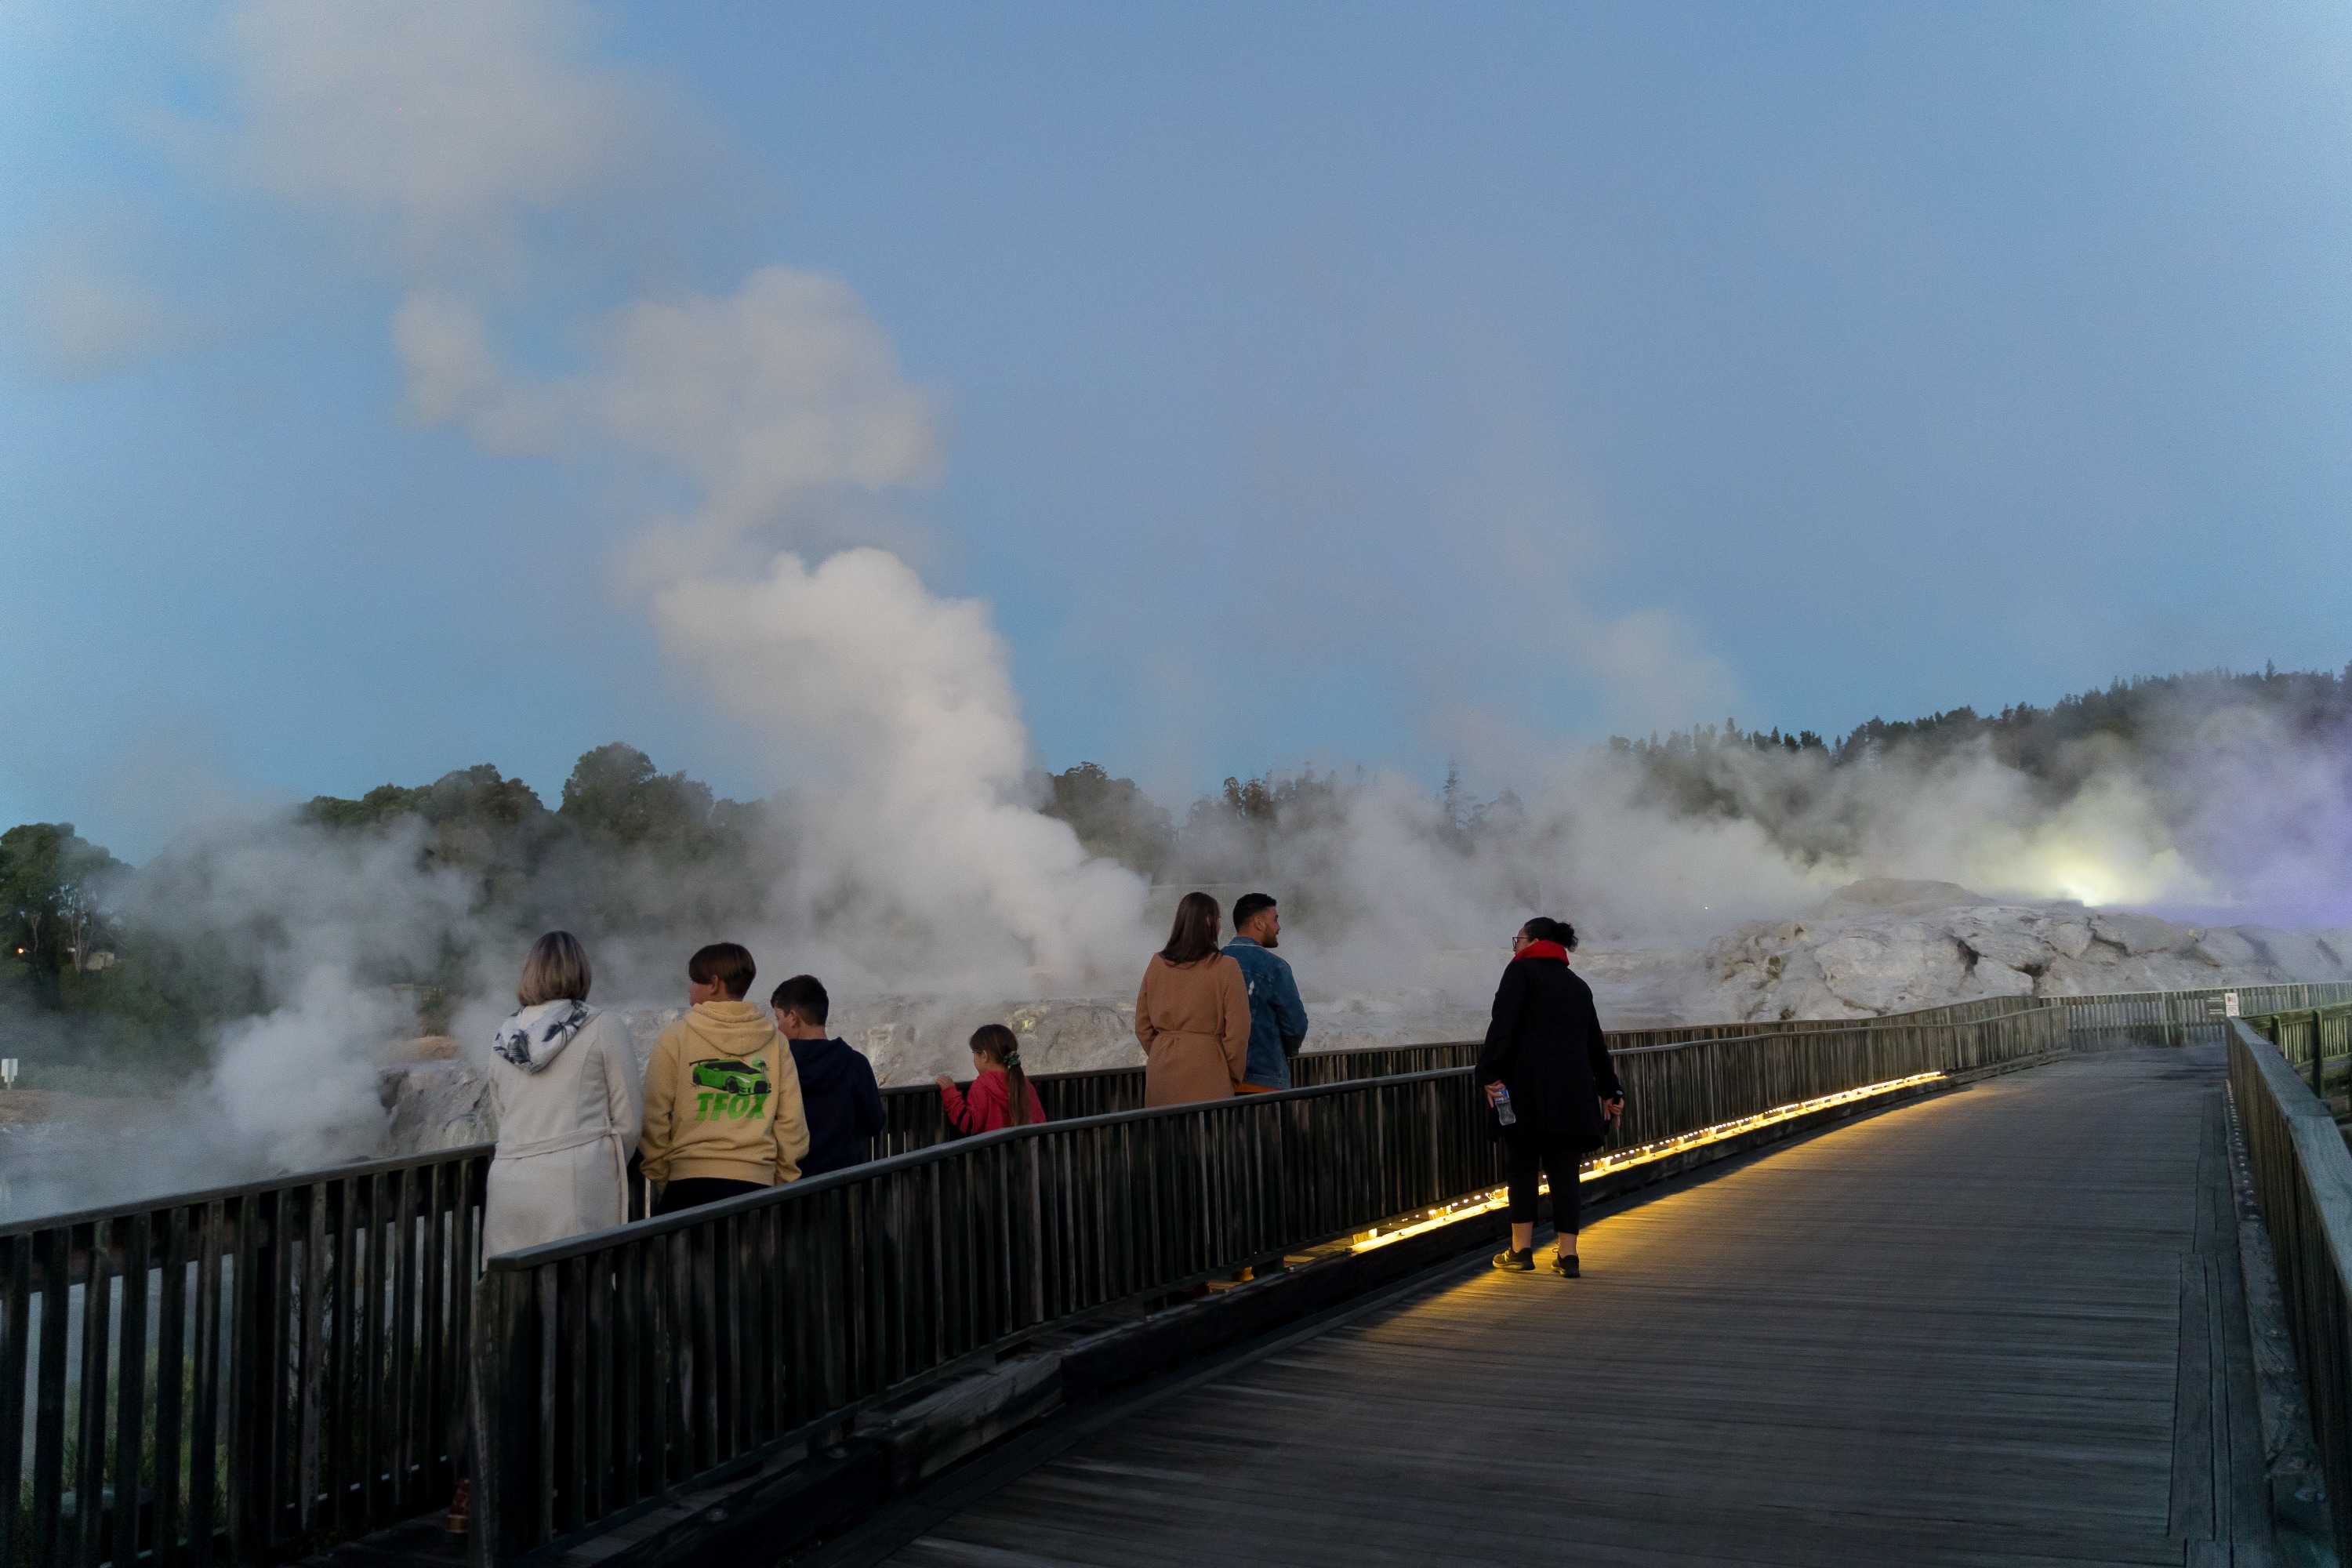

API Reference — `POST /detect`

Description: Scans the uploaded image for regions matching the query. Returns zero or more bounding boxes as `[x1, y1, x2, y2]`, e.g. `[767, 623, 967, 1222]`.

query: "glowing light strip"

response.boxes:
[1348, 1072, 1946, 1253]
[1579, 1071, 1946, 1178]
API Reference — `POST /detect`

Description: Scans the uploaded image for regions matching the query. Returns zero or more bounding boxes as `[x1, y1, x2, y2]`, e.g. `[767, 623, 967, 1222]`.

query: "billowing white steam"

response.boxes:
[655, 548, 1148, 985]
[402, 258, 1149, 987]
[206, 968, 408, 1168]
[120, 816, 485, 1169]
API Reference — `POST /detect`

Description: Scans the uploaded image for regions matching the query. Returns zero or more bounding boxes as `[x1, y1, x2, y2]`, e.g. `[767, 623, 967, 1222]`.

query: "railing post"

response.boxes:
[228, 1189, 278, 1562]
[29, 1229, 67, 1568]
[0, 1235, 24, 1565]
[471, 1265, 541, 1568]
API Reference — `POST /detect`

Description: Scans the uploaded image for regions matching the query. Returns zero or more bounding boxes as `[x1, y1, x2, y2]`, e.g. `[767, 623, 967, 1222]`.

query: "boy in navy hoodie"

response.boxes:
[770, 975, 887, 1178]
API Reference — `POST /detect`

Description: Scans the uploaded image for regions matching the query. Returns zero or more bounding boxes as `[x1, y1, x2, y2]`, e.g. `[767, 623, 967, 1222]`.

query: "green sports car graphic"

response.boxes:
[691, 1058, 771, 1098]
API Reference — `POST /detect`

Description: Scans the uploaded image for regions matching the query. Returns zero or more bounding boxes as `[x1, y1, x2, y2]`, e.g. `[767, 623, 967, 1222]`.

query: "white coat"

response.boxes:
[481, 1007, 644, 1258]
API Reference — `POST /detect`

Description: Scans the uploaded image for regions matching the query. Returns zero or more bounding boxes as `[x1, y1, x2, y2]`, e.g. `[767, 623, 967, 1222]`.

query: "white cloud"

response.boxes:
[220, 0, 665, 279]
[389, 292, 506, 426]
[389, 263, 945, 568]
[5, 212, 209, 380]
[20, 269, 186, 379]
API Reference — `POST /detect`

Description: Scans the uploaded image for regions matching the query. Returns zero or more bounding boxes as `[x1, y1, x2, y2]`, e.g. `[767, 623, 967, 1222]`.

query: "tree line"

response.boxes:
[0, 743, 782, 1069]
[0, 741, 1367, 1073]
[1605, 662, 2352, 859]
[9, 662, 2345, 1072]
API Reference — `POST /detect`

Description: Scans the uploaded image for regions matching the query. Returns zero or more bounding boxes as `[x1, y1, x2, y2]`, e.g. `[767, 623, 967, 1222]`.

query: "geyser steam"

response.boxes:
[654, 548, 1149, 986]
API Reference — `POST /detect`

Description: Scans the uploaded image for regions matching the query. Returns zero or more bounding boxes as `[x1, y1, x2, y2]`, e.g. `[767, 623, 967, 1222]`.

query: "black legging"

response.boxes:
[1502, 1125, 1584, 1233]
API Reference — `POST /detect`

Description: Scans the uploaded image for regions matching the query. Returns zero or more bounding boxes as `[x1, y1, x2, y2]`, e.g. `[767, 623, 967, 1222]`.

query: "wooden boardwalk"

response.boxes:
[869, 1047, 2274, 1567]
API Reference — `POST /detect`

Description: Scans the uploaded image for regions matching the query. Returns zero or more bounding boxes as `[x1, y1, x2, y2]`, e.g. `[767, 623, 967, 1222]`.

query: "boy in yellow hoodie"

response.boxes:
[639, 942, 813, 1216]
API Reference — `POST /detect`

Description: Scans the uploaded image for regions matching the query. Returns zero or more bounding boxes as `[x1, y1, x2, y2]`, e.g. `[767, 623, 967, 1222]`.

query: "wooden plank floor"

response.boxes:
[879, 1047, 2271, 1567]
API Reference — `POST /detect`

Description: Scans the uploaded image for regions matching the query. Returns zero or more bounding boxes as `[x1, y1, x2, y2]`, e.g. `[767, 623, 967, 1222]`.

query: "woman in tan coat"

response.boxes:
[1135, 891, 1252, 1105]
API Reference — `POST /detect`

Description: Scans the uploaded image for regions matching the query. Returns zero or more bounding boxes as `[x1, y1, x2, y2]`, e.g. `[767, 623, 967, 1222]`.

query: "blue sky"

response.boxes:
[5, 2, 2350, 858]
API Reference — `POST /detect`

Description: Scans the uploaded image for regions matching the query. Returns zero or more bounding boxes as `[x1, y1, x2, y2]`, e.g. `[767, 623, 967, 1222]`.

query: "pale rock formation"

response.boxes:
[1655, 881, 2352, 1025]
[377, 1060, 494, 1153]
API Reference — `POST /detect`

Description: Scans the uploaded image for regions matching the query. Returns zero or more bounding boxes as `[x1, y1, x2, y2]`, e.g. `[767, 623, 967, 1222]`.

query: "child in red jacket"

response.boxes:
[935, 1024, 1047, 1134]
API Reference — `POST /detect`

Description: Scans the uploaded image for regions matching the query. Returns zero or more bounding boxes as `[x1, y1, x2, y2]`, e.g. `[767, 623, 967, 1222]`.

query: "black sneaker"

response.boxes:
[1491, 1248, 1534, 1272]
[1552, 1252, 1581, 1278]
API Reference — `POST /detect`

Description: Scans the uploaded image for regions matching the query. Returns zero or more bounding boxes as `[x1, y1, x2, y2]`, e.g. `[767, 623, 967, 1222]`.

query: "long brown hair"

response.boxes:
[969, 1024, 1033, 1127]
[1160, 891, 1222, 965]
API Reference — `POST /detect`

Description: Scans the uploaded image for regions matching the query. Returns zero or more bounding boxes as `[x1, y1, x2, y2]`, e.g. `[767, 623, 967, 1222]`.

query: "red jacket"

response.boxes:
[940, 1069, 1046, 1134]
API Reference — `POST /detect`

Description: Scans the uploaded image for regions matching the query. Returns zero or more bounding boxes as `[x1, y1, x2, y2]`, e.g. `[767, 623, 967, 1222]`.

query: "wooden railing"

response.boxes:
[0, 985, 2112, 1567]
[871, 1041, 1571, 1152]
[0, 1150, 487, 1568]
[863, 993, 2057, 1153]
[2245, 1001, 2352, 1107]
[2227, 1018, 2352, 1566]
[0, 1033, 1559, 1568]
[2063, 983, 2352, 1051]
[1605, 1001, 2060, 1148]
[468, 1001, 2063, 1563]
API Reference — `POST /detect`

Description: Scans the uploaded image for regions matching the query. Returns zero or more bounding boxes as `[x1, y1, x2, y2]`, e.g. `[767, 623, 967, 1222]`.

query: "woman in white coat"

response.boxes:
[481, 931, 644, 1258]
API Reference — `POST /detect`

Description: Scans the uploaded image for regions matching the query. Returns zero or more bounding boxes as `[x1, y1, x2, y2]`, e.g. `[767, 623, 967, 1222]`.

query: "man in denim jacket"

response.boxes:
[1223, 893, 1310, 1090]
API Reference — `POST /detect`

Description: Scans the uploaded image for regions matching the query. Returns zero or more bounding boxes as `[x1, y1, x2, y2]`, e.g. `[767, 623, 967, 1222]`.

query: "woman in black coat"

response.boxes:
[1479, 916, 1623, 1276]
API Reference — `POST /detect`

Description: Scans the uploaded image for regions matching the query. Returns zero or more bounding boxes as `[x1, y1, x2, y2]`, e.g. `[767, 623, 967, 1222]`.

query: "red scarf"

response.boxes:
[1514, 940, 1570, 963]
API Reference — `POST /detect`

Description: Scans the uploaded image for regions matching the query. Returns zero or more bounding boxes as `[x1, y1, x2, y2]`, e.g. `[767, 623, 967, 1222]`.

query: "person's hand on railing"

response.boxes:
[935, 1073, 957, 1091]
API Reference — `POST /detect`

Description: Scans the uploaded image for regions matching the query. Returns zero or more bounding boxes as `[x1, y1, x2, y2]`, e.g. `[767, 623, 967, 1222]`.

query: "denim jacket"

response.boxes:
[1222, 937, 1309, 1089]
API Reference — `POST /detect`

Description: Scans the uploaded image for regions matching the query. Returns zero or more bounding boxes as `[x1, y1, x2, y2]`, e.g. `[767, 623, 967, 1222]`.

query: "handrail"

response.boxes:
[0, 984, 2096, 1566]
[2245, 1000, 2352, 1105]
[2227, 1018, 2352, 1565]
[2064, 983, 2352, 1049]
[868, 993, 2057, 1152]
[503, 1008, 2067, 1274]
[0, 1150, 488, 1568]
[0, 973, 2286, 1568]
[0, 1138, 497, 1253]
[485, 1064, 1477, 1267]
[0, 993, 2060, 1243]
[0, 1035, 1526, 1568]
[466, 1001, 2065, 1562]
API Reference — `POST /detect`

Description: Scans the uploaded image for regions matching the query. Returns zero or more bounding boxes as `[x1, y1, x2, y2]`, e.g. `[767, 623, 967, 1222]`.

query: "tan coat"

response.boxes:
[639, 1000, 812, 1188]
[1135, 953, 1251, 1105]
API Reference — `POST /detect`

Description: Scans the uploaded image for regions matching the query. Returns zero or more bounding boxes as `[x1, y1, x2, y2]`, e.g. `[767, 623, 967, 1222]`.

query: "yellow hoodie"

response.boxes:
[638, 1000, 812, 1187]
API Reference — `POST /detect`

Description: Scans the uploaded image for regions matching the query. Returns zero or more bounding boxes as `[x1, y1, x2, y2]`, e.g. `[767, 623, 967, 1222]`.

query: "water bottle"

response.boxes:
[1493, 1085, 1517, 1127]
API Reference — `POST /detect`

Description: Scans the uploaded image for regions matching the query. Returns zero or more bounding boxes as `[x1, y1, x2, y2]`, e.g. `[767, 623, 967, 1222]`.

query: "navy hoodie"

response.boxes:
[787, 1036, 887, 1178]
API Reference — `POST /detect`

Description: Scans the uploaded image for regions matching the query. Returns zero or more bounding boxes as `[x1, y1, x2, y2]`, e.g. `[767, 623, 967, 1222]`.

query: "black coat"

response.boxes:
[1475, 956, 1622, 1149]
[789, 1036, 887, 1178]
